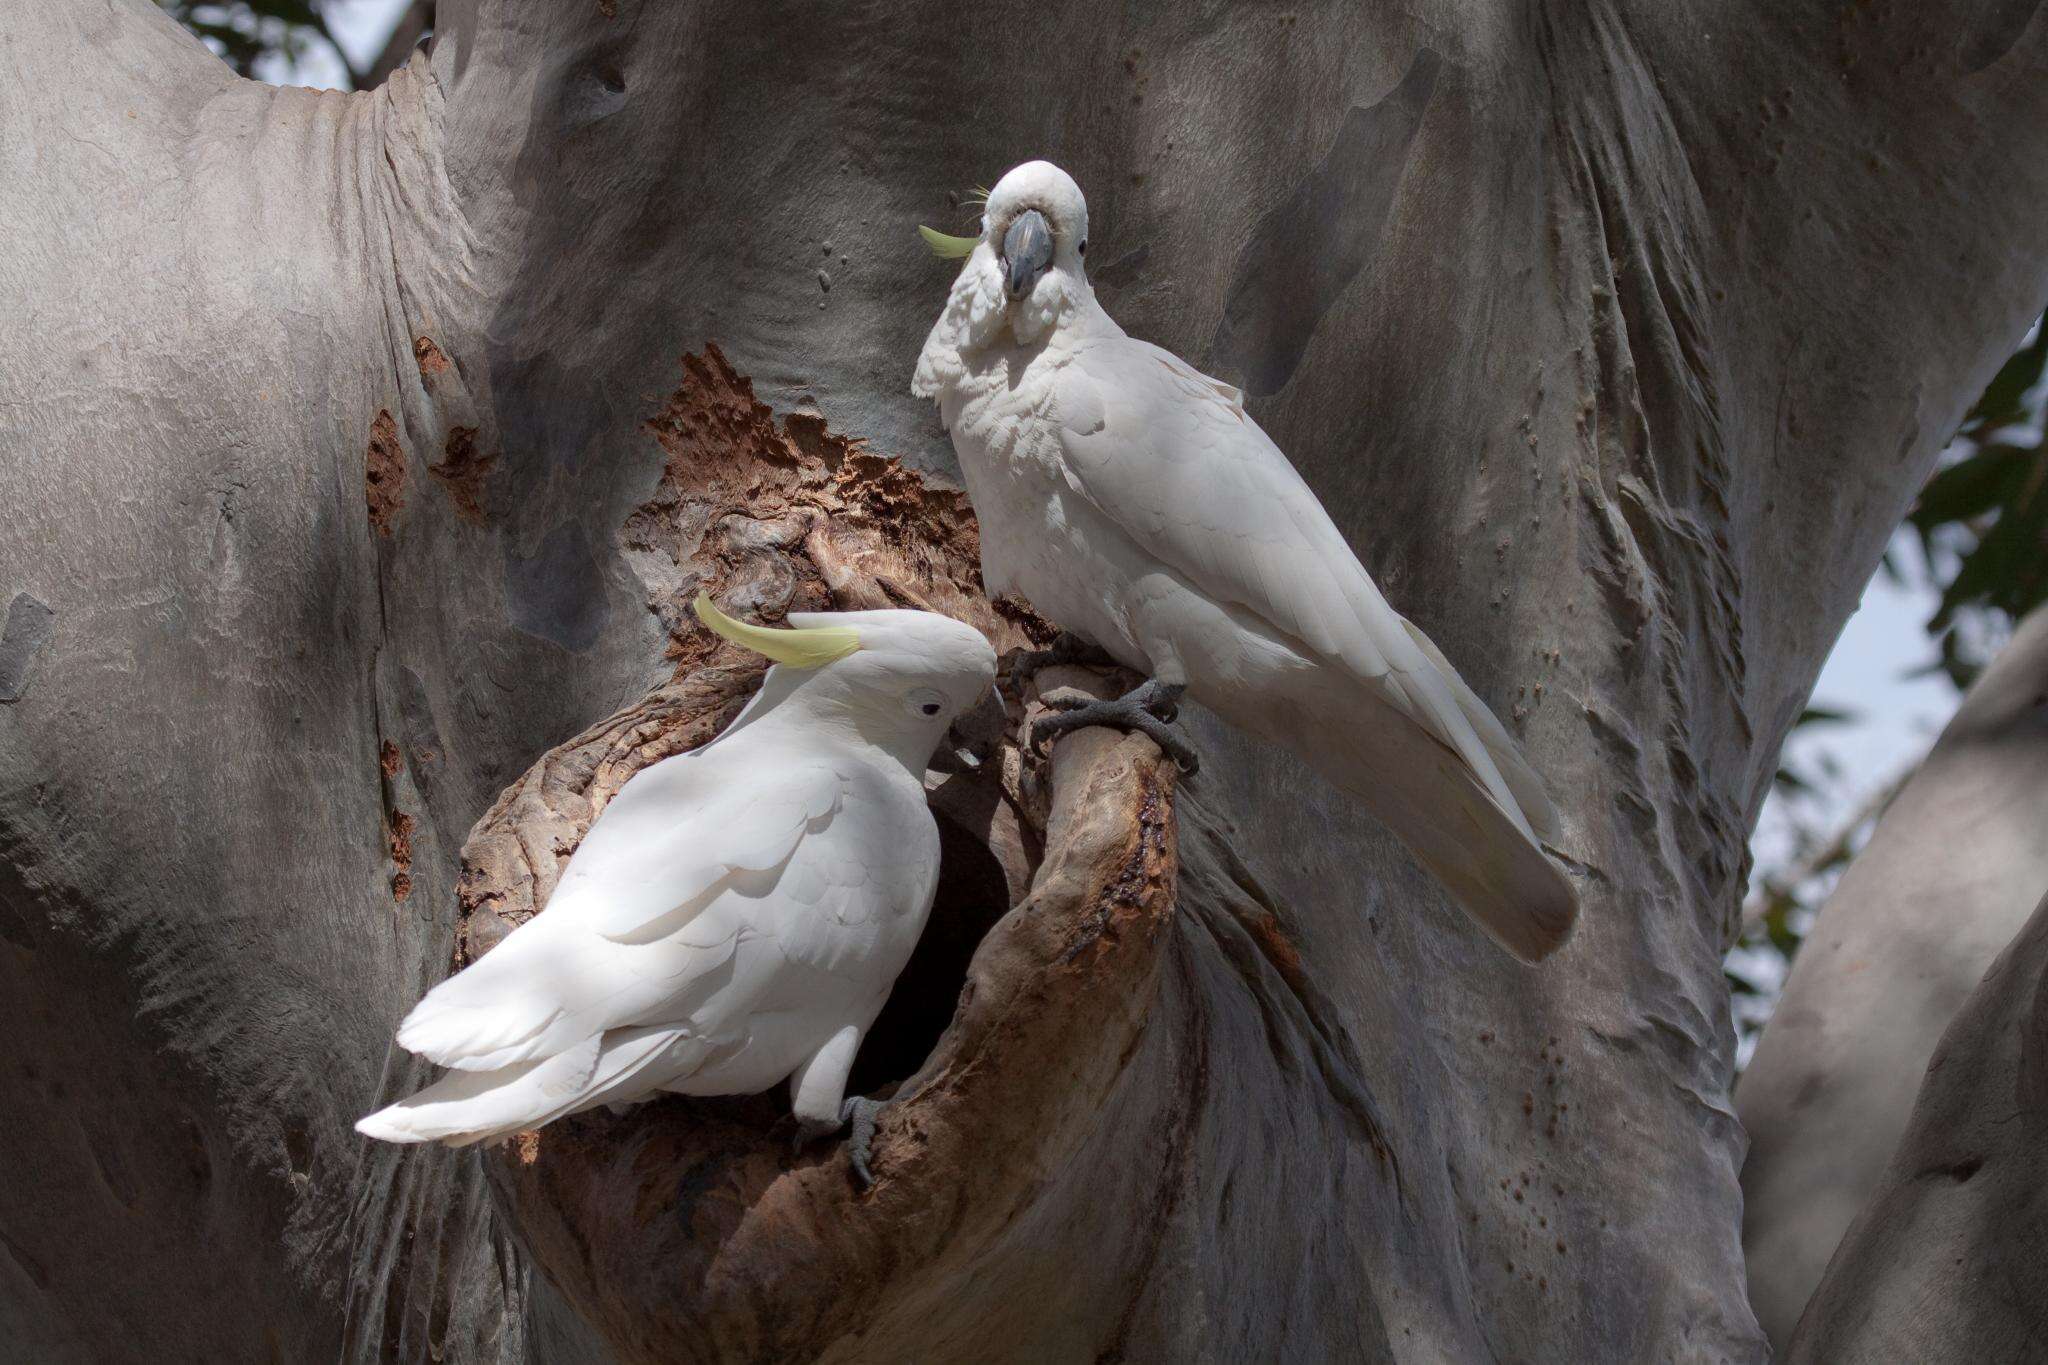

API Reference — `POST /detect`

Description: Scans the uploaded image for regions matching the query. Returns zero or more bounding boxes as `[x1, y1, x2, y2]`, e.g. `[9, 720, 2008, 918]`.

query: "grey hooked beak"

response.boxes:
[932, 685, 1009, 774]
[1002, 209, 1054, 299]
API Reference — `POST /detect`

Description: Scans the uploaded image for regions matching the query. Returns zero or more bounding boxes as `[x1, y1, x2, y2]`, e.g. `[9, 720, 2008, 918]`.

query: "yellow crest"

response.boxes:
[693, 594, 861, 669]
[918, 224, 979, 259]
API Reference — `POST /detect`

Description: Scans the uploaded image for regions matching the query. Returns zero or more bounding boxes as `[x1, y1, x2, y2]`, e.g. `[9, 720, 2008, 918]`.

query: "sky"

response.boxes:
[259, 0, 410, 88]
[1751, 539, 1956, 876]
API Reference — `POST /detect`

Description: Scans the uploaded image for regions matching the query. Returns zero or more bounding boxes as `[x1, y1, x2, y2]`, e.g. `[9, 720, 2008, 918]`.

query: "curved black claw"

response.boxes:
[1031, 679, 1200, 775]
[840, 1094, 887, 1189]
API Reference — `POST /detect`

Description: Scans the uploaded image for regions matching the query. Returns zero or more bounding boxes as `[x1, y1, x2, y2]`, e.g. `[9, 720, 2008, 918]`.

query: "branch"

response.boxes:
[359, 0, 431, 90]
[1784, 886, 2048, 1359]
[1737, 603, 2048, 1350]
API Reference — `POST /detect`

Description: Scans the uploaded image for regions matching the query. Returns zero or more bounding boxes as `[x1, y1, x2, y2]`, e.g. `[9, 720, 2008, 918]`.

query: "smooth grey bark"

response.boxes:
[1783, 885, 2048, 1360]
[2, 0, 2046, 1360]
[1737, 603, 2048, 1352]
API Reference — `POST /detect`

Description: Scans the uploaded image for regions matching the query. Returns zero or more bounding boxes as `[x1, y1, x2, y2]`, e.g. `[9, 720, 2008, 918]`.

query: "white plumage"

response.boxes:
[914, 160, 1577, 962]
[357, 598, 998, 1147]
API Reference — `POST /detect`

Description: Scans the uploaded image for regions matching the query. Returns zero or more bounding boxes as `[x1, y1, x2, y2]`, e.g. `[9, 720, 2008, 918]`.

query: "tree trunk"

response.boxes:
[1783, 885, 2048, 1360]
[1735, 603, 2048, 1351]
[3, 1, 2045, 1360]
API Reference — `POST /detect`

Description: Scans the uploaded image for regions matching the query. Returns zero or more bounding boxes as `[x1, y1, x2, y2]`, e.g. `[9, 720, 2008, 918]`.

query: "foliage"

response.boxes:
[1730, 308, 2048, 1058]
[156, 1, 353, 85]
[1906, 313, 2048, 688]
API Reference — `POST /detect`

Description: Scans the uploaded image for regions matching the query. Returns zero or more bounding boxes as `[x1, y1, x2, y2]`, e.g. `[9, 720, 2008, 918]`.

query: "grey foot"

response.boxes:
[1008, 632, 1120, 690]
[1031, 679, 1200, 775]
[790, 1096, 887, 1187]
[841, 1095, 886, 1189]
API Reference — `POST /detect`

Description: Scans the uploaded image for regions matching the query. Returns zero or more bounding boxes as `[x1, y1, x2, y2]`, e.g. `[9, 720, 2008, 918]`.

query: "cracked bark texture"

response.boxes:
[3, 0, 2047, 1360]
[1736, 604, 2048, 1352]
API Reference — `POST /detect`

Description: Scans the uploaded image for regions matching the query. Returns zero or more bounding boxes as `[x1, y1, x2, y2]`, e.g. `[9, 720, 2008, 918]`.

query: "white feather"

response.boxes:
[358, 609, 995, 1145]
[915, 159, 1578, 961]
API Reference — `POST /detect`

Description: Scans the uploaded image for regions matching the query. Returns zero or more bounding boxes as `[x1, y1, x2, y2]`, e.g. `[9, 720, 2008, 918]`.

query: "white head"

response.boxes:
[979, 160, 1089, 302]
[694, 594, 998, 767]
[917, 159, 1093, 353]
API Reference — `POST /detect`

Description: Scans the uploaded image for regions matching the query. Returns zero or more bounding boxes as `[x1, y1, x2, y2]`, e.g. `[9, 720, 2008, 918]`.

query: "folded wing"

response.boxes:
[393, 749, 850, 1072]
[1053, 340, 1576, 958]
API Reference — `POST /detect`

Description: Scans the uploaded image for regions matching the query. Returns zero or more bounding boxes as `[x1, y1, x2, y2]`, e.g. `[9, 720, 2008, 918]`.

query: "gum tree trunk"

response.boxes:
[1736, 605, 2048, 1352]
[1784, 885, 2048, 1361]
[2, 1, 2045, 1360]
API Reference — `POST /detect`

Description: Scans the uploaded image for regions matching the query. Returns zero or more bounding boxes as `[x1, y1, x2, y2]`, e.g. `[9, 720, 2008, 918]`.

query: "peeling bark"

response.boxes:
[4, 0, 2048, 1359]
[367, 410, 409, 538]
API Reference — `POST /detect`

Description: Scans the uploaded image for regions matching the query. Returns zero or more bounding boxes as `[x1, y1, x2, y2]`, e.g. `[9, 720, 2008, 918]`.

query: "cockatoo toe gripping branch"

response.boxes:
[358, 593, 998, 1186]
[915, 159, 1581, 963]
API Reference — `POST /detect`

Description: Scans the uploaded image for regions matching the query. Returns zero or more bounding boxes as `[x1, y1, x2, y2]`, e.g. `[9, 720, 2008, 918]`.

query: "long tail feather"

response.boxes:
[356, 1028, 689, 1147]
[1267, 674, 1579, 963]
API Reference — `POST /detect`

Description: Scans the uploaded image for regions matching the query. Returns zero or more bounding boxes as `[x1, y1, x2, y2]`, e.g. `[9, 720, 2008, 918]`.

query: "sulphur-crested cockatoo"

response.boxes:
[912, 159, 1576, 962]
[356, 595, 998, 1179]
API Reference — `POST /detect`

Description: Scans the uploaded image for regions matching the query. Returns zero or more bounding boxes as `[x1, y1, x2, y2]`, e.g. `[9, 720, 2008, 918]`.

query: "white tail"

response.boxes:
[356, 1028, 688, 1147]
[1250, 657, 1579, 964]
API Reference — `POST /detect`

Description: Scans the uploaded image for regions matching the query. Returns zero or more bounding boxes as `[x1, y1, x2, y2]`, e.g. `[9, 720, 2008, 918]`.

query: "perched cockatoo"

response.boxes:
[356, 595, 998, 1180]
[912, 159, 1577, 962]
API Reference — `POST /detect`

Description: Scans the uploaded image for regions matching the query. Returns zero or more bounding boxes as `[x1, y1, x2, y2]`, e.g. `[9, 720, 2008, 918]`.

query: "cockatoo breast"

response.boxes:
[934, 339, 1155, 675]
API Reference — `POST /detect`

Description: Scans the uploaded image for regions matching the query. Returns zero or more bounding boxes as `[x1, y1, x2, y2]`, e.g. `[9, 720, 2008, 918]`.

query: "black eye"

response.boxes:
[921, 702, 942, 716]
[1078, 239, 1087, 255]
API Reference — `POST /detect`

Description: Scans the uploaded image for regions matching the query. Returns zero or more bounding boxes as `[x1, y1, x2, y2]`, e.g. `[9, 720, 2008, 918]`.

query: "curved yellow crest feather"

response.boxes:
[918, 224, 979, 259]
[693, 593, 861, 669]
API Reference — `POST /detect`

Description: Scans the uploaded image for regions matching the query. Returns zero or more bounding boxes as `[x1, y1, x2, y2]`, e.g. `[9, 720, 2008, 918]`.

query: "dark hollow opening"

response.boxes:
[848, 809, 1015, 1097]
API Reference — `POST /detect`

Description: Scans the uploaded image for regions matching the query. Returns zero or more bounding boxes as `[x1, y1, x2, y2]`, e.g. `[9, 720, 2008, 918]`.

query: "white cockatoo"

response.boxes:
[356, 595, 998, 1179]
[912, 159, 1577, 963]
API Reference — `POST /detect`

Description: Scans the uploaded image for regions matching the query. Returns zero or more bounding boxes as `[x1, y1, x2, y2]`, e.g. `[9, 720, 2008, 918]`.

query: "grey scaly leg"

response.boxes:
[790, 1093, 888, 1190]
[841, 1095, 886, 1189]
[1031, 678, 1201, 774]
[1007, 631, 1121, 691]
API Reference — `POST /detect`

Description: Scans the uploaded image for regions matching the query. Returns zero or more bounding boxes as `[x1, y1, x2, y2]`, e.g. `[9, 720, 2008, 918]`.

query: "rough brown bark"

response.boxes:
[4, 0, 2048, 1360]
[1736, 604, 2048, 1351]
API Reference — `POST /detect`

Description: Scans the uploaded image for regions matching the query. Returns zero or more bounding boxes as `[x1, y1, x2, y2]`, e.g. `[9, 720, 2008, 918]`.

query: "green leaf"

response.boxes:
[1939, 475, 2048, 621]
[1963, 311, 2048, 432]
[1772, 766, 1813, 794]
[1909, 445, 2031, 532]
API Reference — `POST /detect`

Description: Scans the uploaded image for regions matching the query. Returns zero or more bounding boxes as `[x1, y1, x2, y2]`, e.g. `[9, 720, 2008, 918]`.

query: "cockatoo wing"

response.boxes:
[552, 749, 846, 944]
[1394, 615, 1561, 845]
[1052, 339, 1541, 838]
[1053, 339, 1576, 960]
[394, 745, 856, 1072]
[768, 795, 941, 978]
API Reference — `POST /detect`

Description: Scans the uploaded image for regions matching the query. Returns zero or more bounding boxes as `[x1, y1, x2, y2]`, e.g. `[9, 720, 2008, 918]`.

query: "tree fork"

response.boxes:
[8, 1, 2048, 1359]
